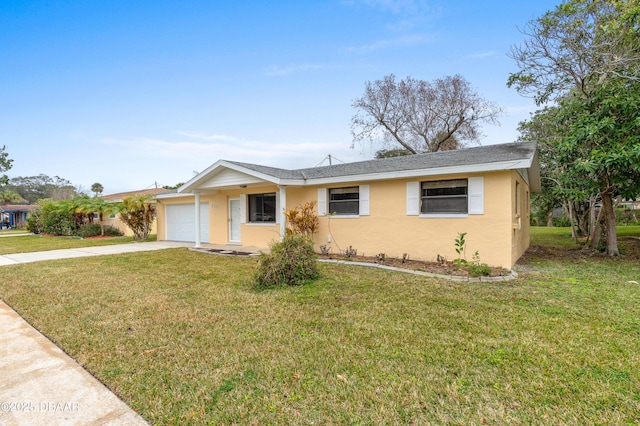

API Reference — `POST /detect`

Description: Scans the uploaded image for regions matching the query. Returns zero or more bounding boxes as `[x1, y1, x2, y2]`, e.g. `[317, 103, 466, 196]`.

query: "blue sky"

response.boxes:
[1, 0, 559, 195]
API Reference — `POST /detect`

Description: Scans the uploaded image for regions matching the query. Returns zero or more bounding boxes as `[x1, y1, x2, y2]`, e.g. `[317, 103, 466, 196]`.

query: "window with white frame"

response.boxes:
[248, 193, 276, 223]
[328, 187, 359, 215]
[421, 179, 468, 214]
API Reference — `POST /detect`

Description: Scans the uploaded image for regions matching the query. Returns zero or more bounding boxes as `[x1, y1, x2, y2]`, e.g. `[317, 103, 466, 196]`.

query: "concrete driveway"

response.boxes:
[0, 241, 193, 266]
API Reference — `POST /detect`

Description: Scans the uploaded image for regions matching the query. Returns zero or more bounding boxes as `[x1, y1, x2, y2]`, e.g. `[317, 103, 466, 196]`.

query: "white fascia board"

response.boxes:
[154, 192, 201, 200]
[528, 150, 542, 192]
[177, 157, 536, 191]
[303, 159, 534, 186]
[179, 160, 282, 193]
[217, 161, 283, 184]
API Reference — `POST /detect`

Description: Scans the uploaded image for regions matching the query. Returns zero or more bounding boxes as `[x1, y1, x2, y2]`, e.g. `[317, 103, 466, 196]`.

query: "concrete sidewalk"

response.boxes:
[0, 301, 149, 425]
[0, 241, 195, 425]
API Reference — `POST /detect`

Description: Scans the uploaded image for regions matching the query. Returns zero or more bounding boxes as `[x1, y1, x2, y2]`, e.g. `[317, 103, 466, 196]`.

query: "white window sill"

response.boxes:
[246, 222, 277, 226]
[325, 215, 360, 219]
[419, 213, 468, 219]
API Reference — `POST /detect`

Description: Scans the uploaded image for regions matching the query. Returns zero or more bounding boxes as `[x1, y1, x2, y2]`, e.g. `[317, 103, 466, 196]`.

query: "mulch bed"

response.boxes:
[319, 254, 511, 277]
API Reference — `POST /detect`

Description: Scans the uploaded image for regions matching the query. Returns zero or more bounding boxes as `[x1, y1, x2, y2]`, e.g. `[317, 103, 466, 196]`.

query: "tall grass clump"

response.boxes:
[254, 235, 319, 288]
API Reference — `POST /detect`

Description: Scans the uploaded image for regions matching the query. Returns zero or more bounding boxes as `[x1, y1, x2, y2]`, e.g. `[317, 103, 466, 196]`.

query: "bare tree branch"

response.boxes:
[351, 74, 502, 153]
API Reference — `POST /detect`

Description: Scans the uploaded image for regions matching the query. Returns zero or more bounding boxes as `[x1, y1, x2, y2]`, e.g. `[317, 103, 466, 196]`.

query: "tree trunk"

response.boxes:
[564, 200, 578, 242]
[587, 195, 597, 244]
[590, 201, 604, 248]
[600, 191, 619, 256]
[546, 210, 554, 227]
[574, 201, 590, 237]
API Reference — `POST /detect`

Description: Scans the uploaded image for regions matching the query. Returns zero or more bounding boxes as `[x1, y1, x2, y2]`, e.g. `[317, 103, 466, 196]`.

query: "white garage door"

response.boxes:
[166, 203, 210, 243]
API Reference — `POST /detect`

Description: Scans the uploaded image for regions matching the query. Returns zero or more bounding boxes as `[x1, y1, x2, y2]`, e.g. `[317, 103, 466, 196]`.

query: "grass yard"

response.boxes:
[0, 234, 155, 255]
[0, 227, 639, 424]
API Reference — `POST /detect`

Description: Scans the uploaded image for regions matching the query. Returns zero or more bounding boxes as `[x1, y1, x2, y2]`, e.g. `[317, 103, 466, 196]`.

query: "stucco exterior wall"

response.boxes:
[156, 170, 531, 268]
[306, 171, 515, 268]
[511, 170, 531, 264]
[101, 215, 157, 237]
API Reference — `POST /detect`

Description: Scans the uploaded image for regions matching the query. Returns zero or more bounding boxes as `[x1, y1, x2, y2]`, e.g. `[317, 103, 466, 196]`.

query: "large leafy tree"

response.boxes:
[0, 189, 25, 204]
[557, 82, 640, 253]
[351, 74, 502, 154]
[7, 174, 79, 204]
[517, 105, 594, 238]
[508, 0, 640, 256]
[0, 146, 12, 187]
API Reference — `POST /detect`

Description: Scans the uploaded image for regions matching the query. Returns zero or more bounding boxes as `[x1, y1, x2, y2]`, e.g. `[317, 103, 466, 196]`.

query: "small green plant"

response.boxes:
[453, 232, 467, 266]
[468, 250, 491, 277]
[254, 235, 319, 288]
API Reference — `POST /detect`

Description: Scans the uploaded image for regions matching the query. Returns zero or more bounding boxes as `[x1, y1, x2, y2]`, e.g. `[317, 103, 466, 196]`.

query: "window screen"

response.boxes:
[421, 179, 468, 214]
[328, 187, 359, 215]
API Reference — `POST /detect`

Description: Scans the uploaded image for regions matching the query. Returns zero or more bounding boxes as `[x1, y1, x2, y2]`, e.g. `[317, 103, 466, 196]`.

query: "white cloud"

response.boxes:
[100, 133, 353, 168]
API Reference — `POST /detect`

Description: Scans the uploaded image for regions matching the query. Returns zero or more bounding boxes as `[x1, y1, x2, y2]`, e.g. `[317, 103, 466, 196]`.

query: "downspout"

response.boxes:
[279, 186, 286, 241]
[194, 192, 201, 248]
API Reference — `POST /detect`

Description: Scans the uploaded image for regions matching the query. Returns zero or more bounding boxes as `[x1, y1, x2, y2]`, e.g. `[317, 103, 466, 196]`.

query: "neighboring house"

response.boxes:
[99, 188, 171, 236]
[0, 205, 40, 229]
[156, 141, 540, 268]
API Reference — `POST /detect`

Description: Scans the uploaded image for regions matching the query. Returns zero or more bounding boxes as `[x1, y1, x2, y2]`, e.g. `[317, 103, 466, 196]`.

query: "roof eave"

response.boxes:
[178, 160, 284, 193]
[301, 158, 535, 186]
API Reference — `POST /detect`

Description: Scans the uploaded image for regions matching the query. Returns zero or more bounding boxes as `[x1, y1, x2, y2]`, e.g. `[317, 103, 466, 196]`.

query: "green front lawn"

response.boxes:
[0, 228, 639, 424]
[0, 234, 156, 255]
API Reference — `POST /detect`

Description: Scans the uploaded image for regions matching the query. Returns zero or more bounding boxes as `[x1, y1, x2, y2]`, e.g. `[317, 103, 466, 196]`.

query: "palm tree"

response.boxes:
[91, 183, 104, 198]
[76, 197, 116, 236]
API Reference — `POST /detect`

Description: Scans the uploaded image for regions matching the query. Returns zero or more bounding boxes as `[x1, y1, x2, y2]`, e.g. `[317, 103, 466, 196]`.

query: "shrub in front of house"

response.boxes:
[26, 208, 44, 234]
[77, 223, 102, 238]
[41, 202, 76, 235]
[254, 235, 319, 288]
[77, 224, 124, 238]
[103, 225, 124, 237]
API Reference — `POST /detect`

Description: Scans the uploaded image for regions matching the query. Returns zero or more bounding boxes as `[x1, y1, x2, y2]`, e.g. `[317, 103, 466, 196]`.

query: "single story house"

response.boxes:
[99, 187, 171, 236]
[0, 205, 40, 229]
[156, 141, 540, 268]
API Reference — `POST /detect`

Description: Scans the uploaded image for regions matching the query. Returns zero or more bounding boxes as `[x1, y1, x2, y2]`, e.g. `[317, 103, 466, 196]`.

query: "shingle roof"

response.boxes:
[100, 187, 173, 202]
[227, 141, 537, 181]
[0, 204, 40, 211]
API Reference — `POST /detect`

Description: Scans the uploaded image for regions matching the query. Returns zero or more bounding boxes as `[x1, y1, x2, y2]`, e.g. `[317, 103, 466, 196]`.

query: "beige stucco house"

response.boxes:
[156, 141, 540, 268]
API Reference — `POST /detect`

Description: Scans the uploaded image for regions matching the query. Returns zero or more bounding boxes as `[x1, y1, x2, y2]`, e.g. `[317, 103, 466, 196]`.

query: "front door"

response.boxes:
[229, 198, 241, 243]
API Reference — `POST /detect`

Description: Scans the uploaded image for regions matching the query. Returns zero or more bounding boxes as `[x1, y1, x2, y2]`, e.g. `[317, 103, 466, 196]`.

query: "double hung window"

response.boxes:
[421, 179, 468, 214]
[328, 187, 359, 215]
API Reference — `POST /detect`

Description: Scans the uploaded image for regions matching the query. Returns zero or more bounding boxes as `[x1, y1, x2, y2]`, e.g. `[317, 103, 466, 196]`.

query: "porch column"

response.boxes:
[194, 192, 201, 248]
[279, 185, 286, 241]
